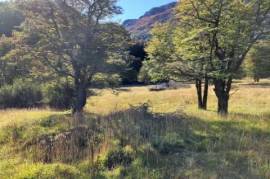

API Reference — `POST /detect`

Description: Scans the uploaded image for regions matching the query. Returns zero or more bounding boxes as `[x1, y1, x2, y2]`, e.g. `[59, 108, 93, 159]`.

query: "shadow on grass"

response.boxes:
[3, 106, 270, 178]
[85, 108, 270, 178]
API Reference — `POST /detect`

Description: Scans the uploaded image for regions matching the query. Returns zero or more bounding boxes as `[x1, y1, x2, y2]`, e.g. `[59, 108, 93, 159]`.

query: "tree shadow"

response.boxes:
[8, 106, 270, 178]
[82, 107, 270, 178]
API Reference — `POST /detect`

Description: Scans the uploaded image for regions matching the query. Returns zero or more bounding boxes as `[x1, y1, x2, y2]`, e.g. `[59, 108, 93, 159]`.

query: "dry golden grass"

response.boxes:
[0, 109, 66, 128]
[0, 79, 269, 178]
[86, 86, 196, 115]
[0, 79, 265, 128]
[86, 79, 270, 121]
[0, 79, 269, 129]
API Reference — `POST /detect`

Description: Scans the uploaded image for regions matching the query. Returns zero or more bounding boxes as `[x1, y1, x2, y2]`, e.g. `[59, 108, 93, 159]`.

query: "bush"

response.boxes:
[44, 81, 74, 109]
[103, 146, 135, 170]
[0, 80, 42, 108]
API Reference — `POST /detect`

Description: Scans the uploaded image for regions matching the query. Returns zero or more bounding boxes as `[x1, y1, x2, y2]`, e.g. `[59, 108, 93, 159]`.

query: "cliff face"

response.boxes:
[123, 2, 177, 40]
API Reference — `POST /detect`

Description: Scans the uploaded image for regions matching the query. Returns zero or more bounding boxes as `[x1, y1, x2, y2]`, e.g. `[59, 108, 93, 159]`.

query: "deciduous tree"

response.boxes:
[175, 0, 270, 115]
[144, 0, 270, 115]
[17, 0, 129, 116]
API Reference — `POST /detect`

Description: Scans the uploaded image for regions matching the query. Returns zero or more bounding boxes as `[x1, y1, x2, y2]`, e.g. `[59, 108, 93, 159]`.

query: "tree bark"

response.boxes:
[214, 78, 232, 116]
[202, 76, 209, 110]
[195, 77, 209, 110]
[195, 79, 204, 109]
[73, 82, 87, 114]
[254, 76, 260, 83]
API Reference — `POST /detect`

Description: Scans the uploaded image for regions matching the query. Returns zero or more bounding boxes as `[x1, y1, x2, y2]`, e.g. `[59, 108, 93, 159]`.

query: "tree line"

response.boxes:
[0, 0, 269, 117]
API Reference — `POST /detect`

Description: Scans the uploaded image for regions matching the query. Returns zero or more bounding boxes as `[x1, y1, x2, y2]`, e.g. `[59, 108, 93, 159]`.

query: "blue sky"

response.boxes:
[115, 0, 176, 22]
[0, 0, 176, 22]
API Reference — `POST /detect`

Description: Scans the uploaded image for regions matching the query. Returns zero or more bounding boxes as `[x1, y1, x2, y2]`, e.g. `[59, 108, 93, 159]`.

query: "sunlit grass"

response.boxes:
[86, 86, 197, 115]
[86, 80, 270, 122]
[0, 109, 66, 128]
[0, 79, 269, 178]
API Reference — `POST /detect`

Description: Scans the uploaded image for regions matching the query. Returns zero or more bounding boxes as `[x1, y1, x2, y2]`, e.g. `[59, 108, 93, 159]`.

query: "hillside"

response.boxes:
[123, 2, 177, 40]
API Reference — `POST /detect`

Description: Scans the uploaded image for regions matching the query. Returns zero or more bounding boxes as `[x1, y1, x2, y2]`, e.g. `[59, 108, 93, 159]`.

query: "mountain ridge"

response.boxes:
[123, 1, 177, 40]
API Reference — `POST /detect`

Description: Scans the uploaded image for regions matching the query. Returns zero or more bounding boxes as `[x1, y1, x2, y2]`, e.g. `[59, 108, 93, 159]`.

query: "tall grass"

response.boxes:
[0, 109, 66, 128]
[0, 79, 269, 178]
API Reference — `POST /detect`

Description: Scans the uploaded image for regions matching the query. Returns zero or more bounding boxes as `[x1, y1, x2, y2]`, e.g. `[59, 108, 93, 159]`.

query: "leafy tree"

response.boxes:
[145, 0, 270, 115]
[142, 23, 174, 84]
[0, 33, 33, 87]
[180, 0, 269, 115]
[244, 41, 270, 82]
[16, 0, 129, 115]
[143, 21, 210, 109]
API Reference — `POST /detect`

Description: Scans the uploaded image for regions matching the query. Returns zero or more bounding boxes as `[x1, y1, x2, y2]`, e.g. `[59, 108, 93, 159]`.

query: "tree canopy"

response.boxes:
[13, 0, 130, 114]
[143, 0, 270, 115]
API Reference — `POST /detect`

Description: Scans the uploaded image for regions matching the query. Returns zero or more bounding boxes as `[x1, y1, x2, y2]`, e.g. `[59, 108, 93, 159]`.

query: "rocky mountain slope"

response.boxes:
[123, 2, 177, 40]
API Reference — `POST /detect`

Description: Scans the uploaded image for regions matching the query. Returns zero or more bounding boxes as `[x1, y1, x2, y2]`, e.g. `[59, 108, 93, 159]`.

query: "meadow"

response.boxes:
[0, 79, 270, 178]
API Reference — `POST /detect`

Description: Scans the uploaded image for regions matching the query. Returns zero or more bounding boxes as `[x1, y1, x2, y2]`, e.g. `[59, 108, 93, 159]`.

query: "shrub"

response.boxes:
[103, 146, 135, 170]
[0, 80, 42, 108]
[43, 81, 74, 109]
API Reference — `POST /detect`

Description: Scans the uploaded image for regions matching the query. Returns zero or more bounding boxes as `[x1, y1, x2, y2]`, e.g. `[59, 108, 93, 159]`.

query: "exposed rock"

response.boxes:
[149, 83, 169, 91]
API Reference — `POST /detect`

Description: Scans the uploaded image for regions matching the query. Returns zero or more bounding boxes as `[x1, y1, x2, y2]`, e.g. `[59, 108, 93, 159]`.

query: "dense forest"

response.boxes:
[0, 0, 270, 178]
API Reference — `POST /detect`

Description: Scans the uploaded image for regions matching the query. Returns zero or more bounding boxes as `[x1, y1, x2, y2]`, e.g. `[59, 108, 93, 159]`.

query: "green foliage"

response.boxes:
[140, 24, 174, 83]
[172, 0, 270, 80]
[0, 80, 42, 108]
[145, 0, 270, 83]
[103, 146, 135, 170]
[244, 41, 270, 81]
[0, 35, 31, 86]
[92, 73, 122, 88]
[143, 0, 270, 114]
[15, 0, 130, 112]
[43, 81, 74, 110]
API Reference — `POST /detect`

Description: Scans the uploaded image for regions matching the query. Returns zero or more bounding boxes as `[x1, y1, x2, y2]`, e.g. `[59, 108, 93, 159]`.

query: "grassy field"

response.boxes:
[0, 79, 270, 178]
[87, 79, 270, 120]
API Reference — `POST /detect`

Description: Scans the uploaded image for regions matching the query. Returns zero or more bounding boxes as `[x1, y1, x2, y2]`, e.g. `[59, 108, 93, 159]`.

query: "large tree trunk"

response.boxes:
[72, 81, 87, 125]
[195, 77, 209, 110]
[73, 82, 87, 114]
[214, 78, 232, 116]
